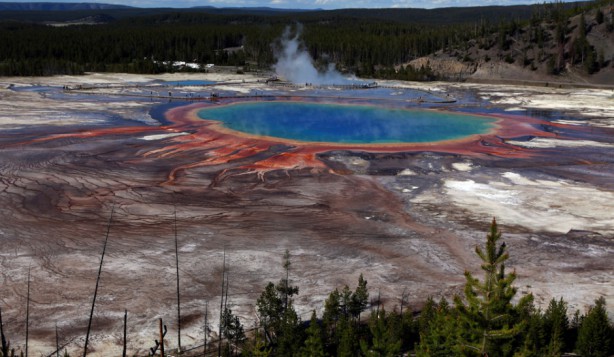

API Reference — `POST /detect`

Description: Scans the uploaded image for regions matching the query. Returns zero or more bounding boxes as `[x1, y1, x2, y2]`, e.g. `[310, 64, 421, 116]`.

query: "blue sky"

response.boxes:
[5, 0, 572, 9]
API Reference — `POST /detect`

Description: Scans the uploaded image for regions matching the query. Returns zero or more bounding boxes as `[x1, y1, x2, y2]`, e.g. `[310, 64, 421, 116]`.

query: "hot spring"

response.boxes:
[197, 101, 497, 144]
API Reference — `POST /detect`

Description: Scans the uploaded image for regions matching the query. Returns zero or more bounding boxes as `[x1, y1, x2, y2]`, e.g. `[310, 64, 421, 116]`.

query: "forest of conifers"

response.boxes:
[3, 220, 611, 357]
[228, 219, 612, 357]
[0, 1, 606, 77]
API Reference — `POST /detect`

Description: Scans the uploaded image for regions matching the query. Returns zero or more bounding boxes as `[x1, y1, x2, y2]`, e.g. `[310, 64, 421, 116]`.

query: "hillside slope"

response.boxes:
[407, 3, 614, 86]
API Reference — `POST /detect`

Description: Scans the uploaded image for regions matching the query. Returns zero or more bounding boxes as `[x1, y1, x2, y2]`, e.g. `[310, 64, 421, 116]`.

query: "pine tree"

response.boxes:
[220, 306, 245, 356]
[255, 251, 301, 353]
[276, 306, 303, 356]
[350, 274, 369, 322]
[417, 297, 438, 338]
[336, 316, 358, 357]
[576, 297, 614, 357]
[596, 9, 604, 24]
[543, 297, 569, 356]
[513, 294, 544, 357]
[256, 282, 284, 344]
[278, 250, 299, 311]
[340, 285, 353, 318]
[322, 274, 368, 352]
[455, 218, 522, 356]
[302, 311, 326, 357]
[322, 288, 342, 349]
[245, 328, 272, 357]
[568, 309, 582, 351]
[585, 48, 599, 74]
[416, 298, 459, 357]
[360, 308, 402, 357]
[400, 301, 417, 353]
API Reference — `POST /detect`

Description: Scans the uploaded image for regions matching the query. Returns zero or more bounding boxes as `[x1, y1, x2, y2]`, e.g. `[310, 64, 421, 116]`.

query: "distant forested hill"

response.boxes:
[399, 0, 614, 85]
[0, 0, 610, 82]
[0, 3, 579, 24]
[0, 2, 132, 11]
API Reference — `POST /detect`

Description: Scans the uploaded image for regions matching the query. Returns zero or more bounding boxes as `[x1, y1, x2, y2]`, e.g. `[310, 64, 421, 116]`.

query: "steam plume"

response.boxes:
[273, 24, 353, 85]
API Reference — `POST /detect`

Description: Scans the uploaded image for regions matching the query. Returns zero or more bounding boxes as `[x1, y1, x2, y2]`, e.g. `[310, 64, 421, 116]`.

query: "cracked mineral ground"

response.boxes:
[1, 73, 613, 356]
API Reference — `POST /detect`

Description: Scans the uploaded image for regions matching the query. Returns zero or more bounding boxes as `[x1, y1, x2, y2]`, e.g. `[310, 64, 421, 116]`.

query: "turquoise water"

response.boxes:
[197, 102, 496, 144]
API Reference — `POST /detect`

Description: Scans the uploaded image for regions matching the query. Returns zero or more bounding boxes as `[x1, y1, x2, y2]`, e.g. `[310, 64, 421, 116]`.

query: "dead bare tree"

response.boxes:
[44, 329, 77, 357]
[158, 318, 165, 357]
[218, 249, 226, 357]
[83, 206, 115, 357]
[122, 310, 127, 357]
[174, 208, 182, 354]
[25, 266, 31, 357]
[203, 301, 209, 356]
[375, 288, 381, 316]
[223, 273, 230, 356]
[55, 323, 59, 357]
[44, 338, 76, 357]
[149, 319, 167, 357]
[0, 306, 10, 356]
[224, 273, 229, 318]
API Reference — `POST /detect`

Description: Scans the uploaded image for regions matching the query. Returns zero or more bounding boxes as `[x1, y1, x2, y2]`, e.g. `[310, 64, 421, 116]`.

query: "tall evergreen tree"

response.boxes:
[576, 297, 614, 357]
[417, 297, 438, 338]
[302, 311, 326, 357]
[245, 327, 272, 357]
[220, 306, 245, 356]
[454, 218, 522, 356]
[416, 298, 460, 357]
[322, 288, 342, 349]
[322, 275, 369, 353]
[340, 285, 353, 319]
[336, 316, 358, 357]
[360, 308, 402, 357]
[256, 282, 284, 344]
[276, 306, 303, 356]
[568, 309, 582, 351]
[400, 301, 417, 353]
[513, 294, 545, 357]
[255, 250, 301, 354]
[278, 250, 299, 311]
[350, 274, 369, 322]
[543, 297, 569, 356]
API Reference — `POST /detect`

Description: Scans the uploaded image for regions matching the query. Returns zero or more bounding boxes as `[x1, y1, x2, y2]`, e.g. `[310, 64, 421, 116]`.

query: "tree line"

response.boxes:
[223, 219, 613, 357]
[0, 3, 547, 77]
[1, 219, 612, 356]
[0, 1, 607, 78]
[0, 13, 483, 76]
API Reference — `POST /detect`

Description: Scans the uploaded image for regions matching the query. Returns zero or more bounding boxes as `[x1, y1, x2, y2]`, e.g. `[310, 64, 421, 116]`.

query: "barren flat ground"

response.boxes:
[1, 72, 613, 356]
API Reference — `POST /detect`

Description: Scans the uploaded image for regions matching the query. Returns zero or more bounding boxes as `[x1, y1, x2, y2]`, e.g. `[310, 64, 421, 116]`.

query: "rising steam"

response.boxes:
[272, 24, 354, 85]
